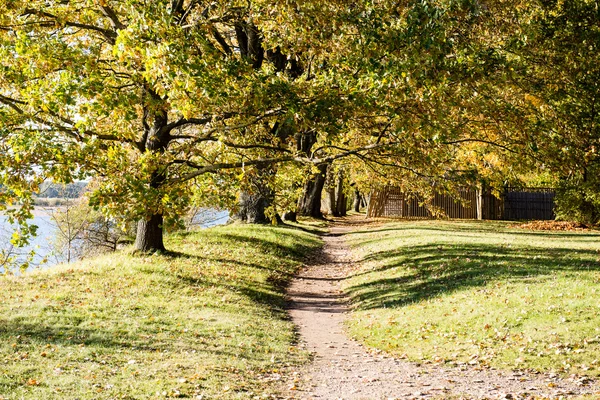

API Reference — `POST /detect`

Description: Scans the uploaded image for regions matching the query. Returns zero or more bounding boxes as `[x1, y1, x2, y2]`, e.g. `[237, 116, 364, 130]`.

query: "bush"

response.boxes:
[554, 180, 600, 225]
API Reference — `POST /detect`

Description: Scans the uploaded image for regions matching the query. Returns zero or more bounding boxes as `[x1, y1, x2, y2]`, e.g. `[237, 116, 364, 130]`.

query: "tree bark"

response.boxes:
[353, 188, 362, 212]
[297, 163, 328, 218]
[327, 186, 338, 217]
[324, 163, 338, 217]
[235, 191, 269, 223]
[335, 170, 347, 216]
[133, 87, 170, 252]
[282, 210, 297, 222]
[135, 214, 166, 252]
[234, 164, 278, 224]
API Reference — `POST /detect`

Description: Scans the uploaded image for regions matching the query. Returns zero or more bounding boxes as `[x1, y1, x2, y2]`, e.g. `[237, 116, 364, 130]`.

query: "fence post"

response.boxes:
[476, 184, 483, 220]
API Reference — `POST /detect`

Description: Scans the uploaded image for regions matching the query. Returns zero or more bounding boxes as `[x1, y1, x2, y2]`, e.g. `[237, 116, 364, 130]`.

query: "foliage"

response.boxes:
[523, 0, 600, 222]
[555, 181, 600, 225]
[0, 0, 515, 250]
[0, 0, 352, 250]
[345, 220, 600, 376]
[0, 223, 321, 399]
[455, 0, 600, 217]
[1, 0, 595, 245]
[0, 222, 40, 274]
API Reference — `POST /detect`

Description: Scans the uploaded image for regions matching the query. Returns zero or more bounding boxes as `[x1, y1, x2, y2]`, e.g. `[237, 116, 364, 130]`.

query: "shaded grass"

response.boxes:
[0, 223, 321, 399]
[344, 220, 600, 376]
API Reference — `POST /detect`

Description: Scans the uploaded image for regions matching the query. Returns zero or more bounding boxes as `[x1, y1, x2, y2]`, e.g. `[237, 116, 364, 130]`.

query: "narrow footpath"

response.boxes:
[283, 219, 598, 400]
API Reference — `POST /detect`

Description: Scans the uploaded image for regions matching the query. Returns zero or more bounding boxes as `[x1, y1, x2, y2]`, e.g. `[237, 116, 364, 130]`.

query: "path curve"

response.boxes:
[283, 219, 598, 399]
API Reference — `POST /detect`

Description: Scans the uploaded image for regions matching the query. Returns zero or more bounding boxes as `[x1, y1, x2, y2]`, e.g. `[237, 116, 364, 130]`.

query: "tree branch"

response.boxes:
[211, 25, 233, 55]
[164, 116, 213, 132]
[23, 8, 118, 44]
[166, 141, 408, 185]
[441, 138, 518, 154]
[0, 94, 26, 114]
[219, 140, 293, 153]
[97, 3, 126, 30]
[166, 156, 299, 184]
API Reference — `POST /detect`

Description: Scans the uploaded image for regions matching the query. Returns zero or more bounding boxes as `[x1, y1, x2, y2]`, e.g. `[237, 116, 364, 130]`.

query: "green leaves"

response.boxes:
[0, 0, 593, 252]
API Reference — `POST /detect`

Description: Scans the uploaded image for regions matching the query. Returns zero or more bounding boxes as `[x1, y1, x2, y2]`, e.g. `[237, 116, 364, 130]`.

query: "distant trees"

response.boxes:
[37, 182, 87, 199]
[455, 0, 600, 223]
[47, 197, 128, 264]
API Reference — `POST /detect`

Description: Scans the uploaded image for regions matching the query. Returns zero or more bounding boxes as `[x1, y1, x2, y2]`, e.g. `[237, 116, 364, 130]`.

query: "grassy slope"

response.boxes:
[0, 224, 321, 399]
[345, 220, 600, 376]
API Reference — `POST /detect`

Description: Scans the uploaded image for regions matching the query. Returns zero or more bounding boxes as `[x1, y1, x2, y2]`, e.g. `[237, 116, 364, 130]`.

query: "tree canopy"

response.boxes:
[1, 0, 597, 258]
[0, 0, 353, 250]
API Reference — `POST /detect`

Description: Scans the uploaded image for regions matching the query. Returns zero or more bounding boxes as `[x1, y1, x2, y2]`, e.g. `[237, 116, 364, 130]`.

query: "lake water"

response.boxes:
[0, 209, 229, 274]
[0, 214, 56, 271]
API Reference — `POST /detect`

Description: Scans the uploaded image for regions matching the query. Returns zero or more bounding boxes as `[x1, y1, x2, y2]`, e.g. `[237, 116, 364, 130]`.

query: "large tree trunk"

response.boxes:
[324, 166, 347, 217]
[297, 163, 328, 218]
[327, 186, 338, 217]
[324, 164, 339, 217]
[134, 87, 170, 252]
[234, 164, 280, 224]
[235, 191, 269, 223]
[135, 214, 166, 252]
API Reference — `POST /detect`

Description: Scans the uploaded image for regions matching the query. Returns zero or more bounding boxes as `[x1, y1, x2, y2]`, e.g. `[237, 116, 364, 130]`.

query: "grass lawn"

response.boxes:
[0, 223, 321, 399]
[344, 220, 600, 377]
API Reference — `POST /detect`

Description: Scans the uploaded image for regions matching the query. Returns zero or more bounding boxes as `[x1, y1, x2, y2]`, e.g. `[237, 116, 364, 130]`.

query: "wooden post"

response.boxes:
[476, 183, 483, 220]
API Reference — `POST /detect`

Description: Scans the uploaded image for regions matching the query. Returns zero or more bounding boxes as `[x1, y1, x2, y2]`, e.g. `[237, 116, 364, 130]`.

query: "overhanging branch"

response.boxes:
[23, 8, 118, 44]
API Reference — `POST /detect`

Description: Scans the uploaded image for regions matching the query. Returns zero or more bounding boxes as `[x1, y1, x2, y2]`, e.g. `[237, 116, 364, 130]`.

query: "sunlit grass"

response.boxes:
[0, 223, 321, 399]
[344, 220, 600, 377]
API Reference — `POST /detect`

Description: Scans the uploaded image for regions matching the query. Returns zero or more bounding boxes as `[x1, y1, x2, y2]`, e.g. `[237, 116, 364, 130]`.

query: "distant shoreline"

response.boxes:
[33, 197, 76, 208]
[1, 205, 67, 218]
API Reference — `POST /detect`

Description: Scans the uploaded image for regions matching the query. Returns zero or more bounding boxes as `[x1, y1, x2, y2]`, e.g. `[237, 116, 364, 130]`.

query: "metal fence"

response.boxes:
[368, 186, 556, 221]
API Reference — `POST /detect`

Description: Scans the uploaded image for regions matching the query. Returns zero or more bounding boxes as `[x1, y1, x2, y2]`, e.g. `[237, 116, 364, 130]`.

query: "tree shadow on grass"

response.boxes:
[0, 224, 322, 394]
[0, 254, 294, 361]
[169, 225, 319, 262]
[215, 232, 317, 261]
[346, 221, 600, 239]
[140, 251, 299, 312]
[0, 316, 274, 373]
[134, 226, 321, 314]
[346, 227, 600, 310]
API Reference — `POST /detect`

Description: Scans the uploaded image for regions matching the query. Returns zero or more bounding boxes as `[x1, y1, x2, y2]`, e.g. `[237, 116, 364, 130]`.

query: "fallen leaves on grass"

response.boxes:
[510, 221, 594, 231]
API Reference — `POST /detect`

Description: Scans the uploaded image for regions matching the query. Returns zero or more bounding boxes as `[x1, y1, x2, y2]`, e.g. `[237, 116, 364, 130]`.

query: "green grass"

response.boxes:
[344, 220, 600, 377]
[0, 223, 321, 399]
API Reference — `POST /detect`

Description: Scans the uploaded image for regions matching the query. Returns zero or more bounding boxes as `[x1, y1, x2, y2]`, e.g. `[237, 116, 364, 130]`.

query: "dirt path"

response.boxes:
[283, 219, 598, 399]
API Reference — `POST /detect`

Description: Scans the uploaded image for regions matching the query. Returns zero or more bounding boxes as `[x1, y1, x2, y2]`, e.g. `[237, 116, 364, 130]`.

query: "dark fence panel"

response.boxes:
[502, 187, 555, 220]
[482, 190, 503, 220]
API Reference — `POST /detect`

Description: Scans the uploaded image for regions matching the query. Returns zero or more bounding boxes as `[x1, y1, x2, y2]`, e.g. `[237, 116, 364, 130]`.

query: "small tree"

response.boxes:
[48, 197, 129, 263]
[47, 199, 88, 264]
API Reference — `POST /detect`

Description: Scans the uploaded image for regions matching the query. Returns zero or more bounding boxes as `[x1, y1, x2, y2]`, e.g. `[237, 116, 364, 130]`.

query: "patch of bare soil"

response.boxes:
[280, 217, 599, 399]
[510, 220, 595, 231]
